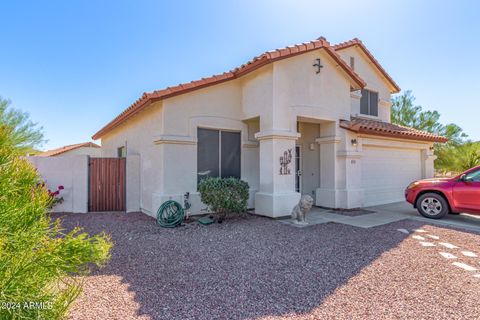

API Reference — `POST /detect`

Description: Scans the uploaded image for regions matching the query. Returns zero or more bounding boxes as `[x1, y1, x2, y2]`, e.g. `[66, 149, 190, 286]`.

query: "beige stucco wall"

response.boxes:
[101, 79, 262, 216]
[99, 46, 435, 217]
[27, 156, 89, 213]
[57, 146, 101, 157]
[100, 102, 163, 214]
[337, 47, 393, 122]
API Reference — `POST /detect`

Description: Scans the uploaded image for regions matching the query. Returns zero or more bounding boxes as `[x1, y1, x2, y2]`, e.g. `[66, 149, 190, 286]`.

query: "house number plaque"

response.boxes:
[279, 149, 292, 175]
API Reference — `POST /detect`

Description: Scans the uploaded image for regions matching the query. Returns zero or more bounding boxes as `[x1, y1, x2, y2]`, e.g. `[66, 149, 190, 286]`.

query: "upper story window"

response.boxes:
[360, 89, 378, 116]
[349, 56, 355, 70]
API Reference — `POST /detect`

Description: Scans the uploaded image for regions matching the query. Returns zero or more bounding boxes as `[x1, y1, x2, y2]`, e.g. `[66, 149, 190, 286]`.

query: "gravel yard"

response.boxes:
[55, 212, 480, 320]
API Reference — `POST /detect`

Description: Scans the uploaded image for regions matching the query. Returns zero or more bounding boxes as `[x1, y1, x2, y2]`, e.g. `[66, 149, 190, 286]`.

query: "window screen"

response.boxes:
[197, 128, 219, 184]
[360, 89, 369, 115]
[360, 89, 378, 116]
[221, 131, 241, 179]
[197, 128, 241, 185]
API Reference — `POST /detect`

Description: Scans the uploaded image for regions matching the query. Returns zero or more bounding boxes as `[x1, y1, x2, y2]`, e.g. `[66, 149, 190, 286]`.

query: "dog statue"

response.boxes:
[291, 195, 314, 225]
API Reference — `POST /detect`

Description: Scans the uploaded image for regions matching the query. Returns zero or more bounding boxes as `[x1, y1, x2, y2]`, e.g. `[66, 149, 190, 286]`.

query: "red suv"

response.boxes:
[405, 165, 480, 219]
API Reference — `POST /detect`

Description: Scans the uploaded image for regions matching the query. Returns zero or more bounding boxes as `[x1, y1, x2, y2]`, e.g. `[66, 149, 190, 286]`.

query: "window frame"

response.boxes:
[360, 89, 379, 117]
[197, 127, 242, 186]
[117, 146, 126, 158]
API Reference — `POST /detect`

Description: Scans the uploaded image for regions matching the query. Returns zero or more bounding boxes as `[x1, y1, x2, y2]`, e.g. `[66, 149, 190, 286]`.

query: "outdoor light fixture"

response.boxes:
[351, 139, 358, 147]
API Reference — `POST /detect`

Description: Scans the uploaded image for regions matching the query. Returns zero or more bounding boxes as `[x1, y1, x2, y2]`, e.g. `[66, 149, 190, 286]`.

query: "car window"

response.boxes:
[465, 169, 480, 182]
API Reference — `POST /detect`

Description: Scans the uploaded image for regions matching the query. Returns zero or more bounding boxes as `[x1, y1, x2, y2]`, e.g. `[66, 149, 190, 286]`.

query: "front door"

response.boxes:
[452, 168, 480, 212]
[295, 146, 301, 193]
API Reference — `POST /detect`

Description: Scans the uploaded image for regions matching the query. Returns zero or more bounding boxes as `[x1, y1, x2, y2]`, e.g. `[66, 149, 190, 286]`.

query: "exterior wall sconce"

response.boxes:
[351, 139, 358, 147]
[429, 146, 435, 151]
[309, 143, 315, 151]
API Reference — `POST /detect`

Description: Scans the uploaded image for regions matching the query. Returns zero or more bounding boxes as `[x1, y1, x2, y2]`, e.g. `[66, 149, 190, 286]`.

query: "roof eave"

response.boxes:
[333, 39, 401, 94]
[93, 38, 368, 140]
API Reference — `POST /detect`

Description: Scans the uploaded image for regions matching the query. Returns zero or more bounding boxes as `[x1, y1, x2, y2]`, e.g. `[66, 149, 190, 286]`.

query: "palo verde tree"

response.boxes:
[0, 99, 112, 319]
[0, 96, 45, 154]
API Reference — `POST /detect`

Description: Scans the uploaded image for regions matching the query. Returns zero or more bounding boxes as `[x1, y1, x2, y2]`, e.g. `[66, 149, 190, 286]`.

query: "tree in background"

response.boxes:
[0, 99, 112, 319]
[391, 91, 467, 144]
[435, 142, 480, 173]
[0, 96, 45, 153]
[391, 91, 479, 174]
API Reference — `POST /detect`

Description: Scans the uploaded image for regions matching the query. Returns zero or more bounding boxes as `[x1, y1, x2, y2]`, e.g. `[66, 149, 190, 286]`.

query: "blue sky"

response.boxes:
[1, 0, 479, 150]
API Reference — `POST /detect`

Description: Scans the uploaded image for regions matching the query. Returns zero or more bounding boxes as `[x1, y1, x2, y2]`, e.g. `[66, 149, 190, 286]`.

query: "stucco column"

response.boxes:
[126, 155, 141, 213]
[336, 133, 364, 208]
[254, 130, 301, 217]
[423, 148, 437, 178]
[315, 135, 341, 208]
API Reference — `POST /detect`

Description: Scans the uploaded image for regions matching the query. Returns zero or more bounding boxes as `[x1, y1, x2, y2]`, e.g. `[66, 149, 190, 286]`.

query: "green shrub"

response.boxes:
[0, 125, 112, 319]
[198, 177, 249, 218]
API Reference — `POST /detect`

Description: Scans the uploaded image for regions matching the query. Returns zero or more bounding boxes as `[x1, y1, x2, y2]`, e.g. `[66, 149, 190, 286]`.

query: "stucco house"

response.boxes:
[38, 142, 101, 157]
[92, 36, 446, 218]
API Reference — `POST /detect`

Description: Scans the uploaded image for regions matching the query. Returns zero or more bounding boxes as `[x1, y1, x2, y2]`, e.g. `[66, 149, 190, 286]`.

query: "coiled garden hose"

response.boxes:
[156, 200, 185, 228]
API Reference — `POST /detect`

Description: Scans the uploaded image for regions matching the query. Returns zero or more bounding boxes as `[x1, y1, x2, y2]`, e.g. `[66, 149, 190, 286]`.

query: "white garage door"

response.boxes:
[362, 146, 423, 207]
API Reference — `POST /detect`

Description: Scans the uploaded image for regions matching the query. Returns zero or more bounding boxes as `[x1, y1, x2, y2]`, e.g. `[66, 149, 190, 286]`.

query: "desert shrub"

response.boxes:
[0, 125, 112, 319]
[198, 177, 249, 218]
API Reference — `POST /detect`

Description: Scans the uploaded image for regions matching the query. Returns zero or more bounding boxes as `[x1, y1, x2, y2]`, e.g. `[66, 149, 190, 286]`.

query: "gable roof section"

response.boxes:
[38, 142, 100, 157]
[333, 38, 401, 94]
[92, 37, 366, 140]
[340, 117, 448, 143]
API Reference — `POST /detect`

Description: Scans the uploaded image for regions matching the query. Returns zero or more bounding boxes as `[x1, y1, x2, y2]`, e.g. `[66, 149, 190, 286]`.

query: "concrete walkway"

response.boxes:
[279, 201, 480, 232]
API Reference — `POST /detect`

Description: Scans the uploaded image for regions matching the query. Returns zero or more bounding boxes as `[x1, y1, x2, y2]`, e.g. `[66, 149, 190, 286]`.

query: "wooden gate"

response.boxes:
[89, 158, 126, 212]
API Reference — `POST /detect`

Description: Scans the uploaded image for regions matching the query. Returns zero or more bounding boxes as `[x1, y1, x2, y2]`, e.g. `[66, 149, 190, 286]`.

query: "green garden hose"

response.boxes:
[156, 200, 185, 228]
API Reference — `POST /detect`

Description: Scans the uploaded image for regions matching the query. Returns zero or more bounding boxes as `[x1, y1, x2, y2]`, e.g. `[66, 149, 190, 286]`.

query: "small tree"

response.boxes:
[0, 124, 112, 319]
[0, 96, 45, 153]
[198, 177, 249, 221]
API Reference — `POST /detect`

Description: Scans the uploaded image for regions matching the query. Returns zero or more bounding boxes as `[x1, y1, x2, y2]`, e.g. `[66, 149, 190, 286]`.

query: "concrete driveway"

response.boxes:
[370, 201, 480, 232]
[281, 201, 480, 232]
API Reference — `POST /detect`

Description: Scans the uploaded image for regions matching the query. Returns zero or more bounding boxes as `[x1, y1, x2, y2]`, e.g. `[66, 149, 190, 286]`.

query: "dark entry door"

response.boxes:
[89, 158, 126, 212]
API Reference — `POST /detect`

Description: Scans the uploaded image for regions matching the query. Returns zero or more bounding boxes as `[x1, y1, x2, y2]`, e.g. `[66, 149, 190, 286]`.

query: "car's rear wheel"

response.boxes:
[416, 193, 449, 219]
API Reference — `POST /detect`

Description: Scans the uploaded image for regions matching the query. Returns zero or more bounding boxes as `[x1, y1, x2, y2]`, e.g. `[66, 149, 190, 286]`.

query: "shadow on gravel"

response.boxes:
[56, 212, 430, 320]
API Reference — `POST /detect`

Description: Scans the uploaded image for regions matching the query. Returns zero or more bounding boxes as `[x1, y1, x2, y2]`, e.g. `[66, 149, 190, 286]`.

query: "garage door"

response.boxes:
[362, 146, 422, 207]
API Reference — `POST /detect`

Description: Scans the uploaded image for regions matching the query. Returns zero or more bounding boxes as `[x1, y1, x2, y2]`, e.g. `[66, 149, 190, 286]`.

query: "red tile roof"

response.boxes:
[332, 38, 401, 93]
[340, 117, 448, 143]
[38, 142, 100, 157]
[92, 37, 367, 140]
